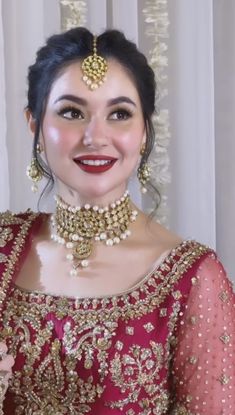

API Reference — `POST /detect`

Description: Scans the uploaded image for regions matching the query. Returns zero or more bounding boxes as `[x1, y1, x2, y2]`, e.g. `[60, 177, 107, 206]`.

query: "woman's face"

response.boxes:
[37, 59, 146, 206]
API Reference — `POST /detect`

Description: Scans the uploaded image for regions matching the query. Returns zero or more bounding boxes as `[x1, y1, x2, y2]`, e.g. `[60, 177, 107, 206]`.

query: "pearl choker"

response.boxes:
[51, 191, 138, 276]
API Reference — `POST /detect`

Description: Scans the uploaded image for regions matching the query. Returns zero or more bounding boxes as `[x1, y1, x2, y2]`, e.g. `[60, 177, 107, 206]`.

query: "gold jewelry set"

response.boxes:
[51, 191, 138, 276]
[26, 35, 151, 275]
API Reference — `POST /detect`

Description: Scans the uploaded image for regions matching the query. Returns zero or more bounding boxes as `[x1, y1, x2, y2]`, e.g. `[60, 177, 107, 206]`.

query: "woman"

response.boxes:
[0, 27, 234, 414]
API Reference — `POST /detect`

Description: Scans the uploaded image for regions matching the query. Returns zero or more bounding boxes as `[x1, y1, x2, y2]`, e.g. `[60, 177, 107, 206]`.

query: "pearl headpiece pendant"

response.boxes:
[51, 191, 138, 276]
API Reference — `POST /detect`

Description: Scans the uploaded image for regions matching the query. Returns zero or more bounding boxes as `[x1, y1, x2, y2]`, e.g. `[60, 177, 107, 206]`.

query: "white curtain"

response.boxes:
[0, 0, 9, 211]
[0, 0, 234, 279]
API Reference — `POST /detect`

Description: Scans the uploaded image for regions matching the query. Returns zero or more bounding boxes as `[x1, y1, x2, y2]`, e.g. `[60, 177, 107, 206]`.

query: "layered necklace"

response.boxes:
[51, 190, 138, 276]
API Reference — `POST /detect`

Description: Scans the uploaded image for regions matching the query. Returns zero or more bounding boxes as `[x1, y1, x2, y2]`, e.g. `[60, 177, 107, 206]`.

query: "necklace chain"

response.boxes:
[51, 191, 138, 276]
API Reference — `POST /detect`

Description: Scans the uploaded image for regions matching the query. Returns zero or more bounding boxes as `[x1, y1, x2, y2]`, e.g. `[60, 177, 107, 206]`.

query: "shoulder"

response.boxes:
[0, 210, 42, 229]
[169, 239, 213, 275]
[0, 210, 43, 311]
[179, 243, 235, 307]
[141, 215, 210, 258]
[0, 209, 44, 282]
[0, 210, 44, 254]
[178, 239, 212, 257]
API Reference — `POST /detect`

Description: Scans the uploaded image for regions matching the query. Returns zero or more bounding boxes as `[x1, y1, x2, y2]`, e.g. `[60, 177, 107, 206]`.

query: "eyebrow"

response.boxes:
[54, 94, 136, 107]
[107, 96, 136, 107]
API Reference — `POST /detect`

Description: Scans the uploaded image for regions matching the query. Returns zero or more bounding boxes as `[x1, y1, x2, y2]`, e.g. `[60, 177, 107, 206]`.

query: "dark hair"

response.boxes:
[26, 27, 160, 208]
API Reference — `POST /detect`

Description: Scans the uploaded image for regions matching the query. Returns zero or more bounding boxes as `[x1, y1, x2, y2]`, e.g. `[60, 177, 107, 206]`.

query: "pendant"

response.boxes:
[73, 240, 92, 261]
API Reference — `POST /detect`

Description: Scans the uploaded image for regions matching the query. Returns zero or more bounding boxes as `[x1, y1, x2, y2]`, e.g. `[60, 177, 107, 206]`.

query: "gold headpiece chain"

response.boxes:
[82, 35, 108, 90]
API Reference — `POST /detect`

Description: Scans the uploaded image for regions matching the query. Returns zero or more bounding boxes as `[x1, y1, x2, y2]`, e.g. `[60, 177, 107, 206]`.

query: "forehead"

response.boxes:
[47, 59, 140, 105]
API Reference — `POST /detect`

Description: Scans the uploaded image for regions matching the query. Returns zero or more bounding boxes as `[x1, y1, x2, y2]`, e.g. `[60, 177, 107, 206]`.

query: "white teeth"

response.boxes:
[80, 160, 112, 166]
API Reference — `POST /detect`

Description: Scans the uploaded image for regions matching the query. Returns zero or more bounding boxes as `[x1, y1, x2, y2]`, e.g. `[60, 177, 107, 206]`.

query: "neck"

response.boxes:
[55, 184, 128, 208]
[51, 189, 138, 276]
[54, 189, 130, 210]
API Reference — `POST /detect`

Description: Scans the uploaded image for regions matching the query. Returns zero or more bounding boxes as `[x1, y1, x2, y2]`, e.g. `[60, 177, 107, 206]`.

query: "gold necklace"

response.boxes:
[51, 191, 138, 276]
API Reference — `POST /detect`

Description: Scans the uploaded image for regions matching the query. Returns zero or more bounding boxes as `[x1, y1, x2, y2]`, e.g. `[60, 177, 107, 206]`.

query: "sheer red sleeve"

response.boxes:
[171, 252, 235, 414]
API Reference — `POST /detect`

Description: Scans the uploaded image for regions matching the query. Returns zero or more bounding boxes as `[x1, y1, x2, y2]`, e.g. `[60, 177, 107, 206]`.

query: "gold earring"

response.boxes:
[81, 35, 108, 90]
[140, 143, 146, 156]
[137, 143, 151, 194]
[137, 163, 151, 194]
[26, 143, 43, 193]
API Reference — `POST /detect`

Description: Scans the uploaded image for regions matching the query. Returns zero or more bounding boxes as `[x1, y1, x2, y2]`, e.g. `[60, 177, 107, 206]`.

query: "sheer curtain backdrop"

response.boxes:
[0, 0, 234, 279]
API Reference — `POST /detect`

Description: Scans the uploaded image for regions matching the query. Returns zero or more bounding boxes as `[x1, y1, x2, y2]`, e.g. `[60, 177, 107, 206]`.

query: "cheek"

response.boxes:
[42, 122, 78, 155]
[113, 126, 143, 157]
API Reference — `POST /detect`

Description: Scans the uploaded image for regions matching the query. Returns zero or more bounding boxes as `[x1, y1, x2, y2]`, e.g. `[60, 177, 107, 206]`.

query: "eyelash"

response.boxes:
[57, 106, 83, 120]
[109, 108, 133, 121]
[57, 106, 133, 121]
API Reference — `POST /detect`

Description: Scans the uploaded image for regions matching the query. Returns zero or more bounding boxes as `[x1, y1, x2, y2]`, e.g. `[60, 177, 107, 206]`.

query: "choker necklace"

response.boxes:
[51, 191, 138, 276]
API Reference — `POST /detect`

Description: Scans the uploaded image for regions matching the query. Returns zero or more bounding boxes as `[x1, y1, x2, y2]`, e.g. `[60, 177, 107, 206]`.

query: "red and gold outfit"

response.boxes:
[0, 211, 234, 414]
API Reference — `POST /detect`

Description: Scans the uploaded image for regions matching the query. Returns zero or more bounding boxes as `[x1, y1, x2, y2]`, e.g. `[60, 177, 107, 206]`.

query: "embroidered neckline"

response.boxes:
[13, 245, 174, 300]
[11, 240, 211, 312]
[0, 212, 211, 313]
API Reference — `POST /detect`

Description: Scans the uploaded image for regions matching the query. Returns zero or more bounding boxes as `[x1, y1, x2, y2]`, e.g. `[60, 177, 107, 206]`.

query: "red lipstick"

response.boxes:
[74, 155, 117, 174]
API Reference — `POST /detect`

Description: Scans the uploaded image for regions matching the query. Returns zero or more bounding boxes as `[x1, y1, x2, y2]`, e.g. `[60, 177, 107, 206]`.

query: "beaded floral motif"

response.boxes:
[0, 253, 7, 264]
[107, 303, 181, 414]
[0, 227, 13, 248]
[0, 211, 24, 226]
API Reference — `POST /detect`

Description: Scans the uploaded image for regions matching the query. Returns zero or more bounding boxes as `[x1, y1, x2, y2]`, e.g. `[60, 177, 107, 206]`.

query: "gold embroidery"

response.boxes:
[0, 227, 13, 247]
[191, 276, 198, 286]
[171, 403, 195, 414]
[219, 373, 230, 385]
[0, 254, 7, 264]
[220, 332, 231, 345]
[160, 308, 167, 317]
[115, 341, 124, 351]
[106, 302, 181, 413]
[9, 317, 106, 413]
[0, 211, 39, 315]
[219, 290, 229, 303]
[126, 326, 134, 335]
[188, 356, 197, 365]
[108, 342, 168, 410]
[1, 240, 211, 413]
[172, 290, 182, 300]
[0, 211, 24, 226]
[143, 322, 154, 333]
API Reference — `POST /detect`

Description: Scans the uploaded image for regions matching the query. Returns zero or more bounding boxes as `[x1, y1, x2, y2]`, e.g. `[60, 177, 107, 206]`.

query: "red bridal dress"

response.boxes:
[0, 211, 234, 414]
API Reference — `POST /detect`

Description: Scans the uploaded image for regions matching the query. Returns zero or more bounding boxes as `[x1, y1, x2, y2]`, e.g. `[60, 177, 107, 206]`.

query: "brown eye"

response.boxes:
[109, 109, 132, 121]
[58, 107, 84, 120]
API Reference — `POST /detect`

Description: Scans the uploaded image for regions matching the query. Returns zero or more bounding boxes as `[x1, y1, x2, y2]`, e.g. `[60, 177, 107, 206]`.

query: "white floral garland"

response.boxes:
[60, 0, 87, 30]
[143, 0, 170, 225]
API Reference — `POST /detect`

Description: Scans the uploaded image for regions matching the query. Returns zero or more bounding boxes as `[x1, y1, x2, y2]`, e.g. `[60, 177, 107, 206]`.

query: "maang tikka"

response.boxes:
[137, 143, 151, 194]
[81, 35, 108, 90]
[26, 143, 43, 193]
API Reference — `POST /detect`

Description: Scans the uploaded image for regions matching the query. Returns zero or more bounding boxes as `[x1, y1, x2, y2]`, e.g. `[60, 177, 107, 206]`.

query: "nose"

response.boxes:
[83, 117, 108, 148]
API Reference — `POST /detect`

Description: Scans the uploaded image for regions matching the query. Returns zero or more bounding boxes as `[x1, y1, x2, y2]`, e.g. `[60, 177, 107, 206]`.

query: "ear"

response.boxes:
[24, 109, 37, 136]
[141, 129, 147, 150]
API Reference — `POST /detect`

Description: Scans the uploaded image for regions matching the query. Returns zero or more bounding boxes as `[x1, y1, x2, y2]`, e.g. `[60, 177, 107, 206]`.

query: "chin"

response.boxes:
[57, 174, 128, 205]
[76, 183, 127, 204]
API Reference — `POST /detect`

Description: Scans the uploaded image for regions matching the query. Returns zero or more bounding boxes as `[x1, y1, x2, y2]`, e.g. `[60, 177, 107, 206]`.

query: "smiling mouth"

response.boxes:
[73, 156, 117, 173]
